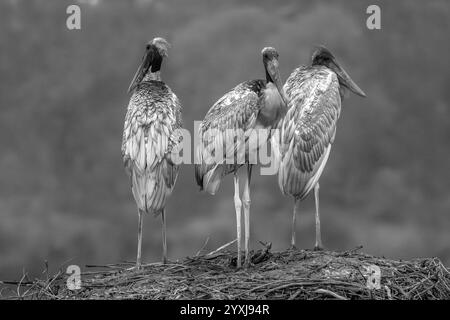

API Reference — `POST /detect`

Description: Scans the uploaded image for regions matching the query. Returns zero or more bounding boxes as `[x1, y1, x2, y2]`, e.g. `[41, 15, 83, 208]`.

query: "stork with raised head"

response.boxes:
[277, 46, 365, 250]
[195, 47, 287, 267]
[122, 37, 182, 269]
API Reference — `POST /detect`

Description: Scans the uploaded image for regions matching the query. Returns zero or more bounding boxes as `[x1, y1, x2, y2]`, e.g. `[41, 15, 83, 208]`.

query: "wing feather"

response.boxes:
[195, 80, 264, 194]
[279, 66, 341, 199]
[122, 81, 182, 214]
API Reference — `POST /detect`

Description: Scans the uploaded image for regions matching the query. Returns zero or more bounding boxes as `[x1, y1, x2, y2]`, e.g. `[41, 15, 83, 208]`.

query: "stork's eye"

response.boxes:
[146, 44, 151, 50]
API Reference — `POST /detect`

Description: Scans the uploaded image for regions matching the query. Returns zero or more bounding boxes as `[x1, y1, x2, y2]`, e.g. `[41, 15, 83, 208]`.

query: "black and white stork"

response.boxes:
[277, 46, 366, 250]
[195, 47, 287, 267]
[122, 38, 183, 268]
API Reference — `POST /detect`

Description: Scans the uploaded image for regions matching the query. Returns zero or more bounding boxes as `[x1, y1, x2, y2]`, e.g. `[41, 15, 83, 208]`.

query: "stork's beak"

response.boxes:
[267, 58, 288, 106]
[332, 60, 366, 97]
[128, 47, 153, 94]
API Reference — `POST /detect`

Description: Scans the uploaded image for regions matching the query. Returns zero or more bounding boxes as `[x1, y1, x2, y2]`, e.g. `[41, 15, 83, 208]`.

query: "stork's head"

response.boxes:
[151, 37, 171, 58]
[311, 46, 366, 97]
[128, 37, 171, 93]
[262, 47, 287, 105]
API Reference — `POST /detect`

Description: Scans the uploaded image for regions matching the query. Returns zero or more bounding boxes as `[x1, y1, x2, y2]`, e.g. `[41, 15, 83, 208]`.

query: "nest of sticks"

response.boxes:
[2, 242, 450, 300]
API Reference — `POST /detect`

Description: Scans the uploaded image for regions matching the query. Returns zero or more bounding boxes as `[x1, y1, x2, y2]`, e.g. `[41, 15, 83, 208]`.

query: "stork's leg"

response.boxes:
[233, 173, 242, 268]
[161, 209, 168, 264]
[136, 209, 144, 269]
[291, 197, 300, 249]
[314, 183, 324, 251]
[242, 164, 253, 267]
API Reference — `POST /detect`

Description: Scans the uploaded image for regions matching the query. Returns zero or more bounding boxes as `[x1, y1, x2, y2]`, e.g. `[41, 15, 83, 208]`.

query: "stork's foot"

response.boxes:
[313, 245, 324, 251]
[289, 245, 298, 251]
[243, 257, 253, 269]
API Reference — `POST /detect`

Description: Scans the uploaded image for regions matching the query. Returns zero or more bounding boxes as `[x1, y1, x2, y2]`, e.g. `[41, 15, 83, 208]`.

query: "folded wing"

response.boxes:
[122, 82, 182, 214]
[195, 80, 265, 194]
[279, 67, 341, 200]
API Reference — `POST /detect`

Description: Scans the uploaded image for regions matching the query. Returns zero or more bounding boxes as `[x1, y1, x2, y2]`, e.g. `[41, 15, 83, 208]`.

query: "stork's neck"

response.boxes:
[265, 69, 272, 84]
[143, 71, 161, 82]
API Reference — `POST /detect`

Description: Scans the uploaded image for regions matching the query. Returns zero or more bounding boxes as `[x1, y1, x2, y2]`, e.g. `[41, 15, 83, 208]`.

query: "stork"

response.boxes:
[277, 46, 365, 250]
[195, 47, 287, 267]
[122, 38, 183, 268]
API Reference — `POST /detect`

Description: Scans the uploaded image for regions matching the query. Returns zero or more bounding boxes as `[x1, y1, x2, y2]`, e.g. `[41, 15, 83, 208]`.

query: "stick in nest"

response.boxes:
[252, 241, 272, 264]
[195, 237, 210, 257]
[206, 239, 237, 256]
[315, 289, 348, 300]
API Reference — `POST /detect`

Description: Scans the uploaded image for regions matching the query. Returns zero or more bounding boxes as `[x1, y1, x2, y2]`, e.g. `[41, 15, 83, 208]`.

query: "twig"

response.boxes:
[288, 289, 302, 300]
[85, 264, 125, 269]
[17, 270, 27, 298]
[265, 282, 318, 294]
[339, 245, 364, 256]
[195, 237, 210, 257]
[252, 241, 272, 264]
[207, 239, 237, 256]
[315, 289, 348, 300]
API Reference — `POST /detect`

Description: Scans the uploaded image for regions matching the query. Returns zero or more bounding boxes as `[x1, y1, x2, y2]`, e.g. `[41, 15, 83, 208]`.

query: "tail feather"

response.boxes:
[194, 163, 205, 191]
[195, 162, 224, 195]
[131, 162, 172, 216]
[278, 142, 331, 200]
[203, 165, 224, 195]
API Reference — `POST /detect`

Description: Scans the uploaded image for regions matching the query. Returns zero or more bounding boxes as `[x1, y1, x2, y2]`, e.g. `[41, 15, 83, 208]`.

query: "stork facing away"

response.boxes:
[277, 46, 365, 250]
[122, 38, 182, 268]
[195, 47, 287, 267]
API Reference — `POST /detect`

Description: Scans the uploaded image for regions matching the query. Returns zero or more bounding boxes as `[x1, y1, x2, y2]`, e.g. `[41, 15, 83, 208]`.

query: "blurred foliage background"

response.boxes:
[0, 0, 449, 279]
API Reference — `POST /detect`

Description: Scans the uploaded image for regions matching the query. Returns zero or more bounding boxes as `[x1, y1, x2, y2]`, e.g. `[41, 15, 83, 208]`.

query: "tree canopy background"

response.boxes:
[1, 0, 449, 279]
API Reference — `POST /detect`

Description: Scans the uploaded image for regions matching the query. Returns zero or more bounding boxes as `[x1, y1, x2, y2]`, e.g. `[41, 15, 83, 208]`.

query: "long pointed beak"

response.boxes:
[127, 49, 152, 94]
[333, 61, 366, 97]
[268, 59, 288, 106]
